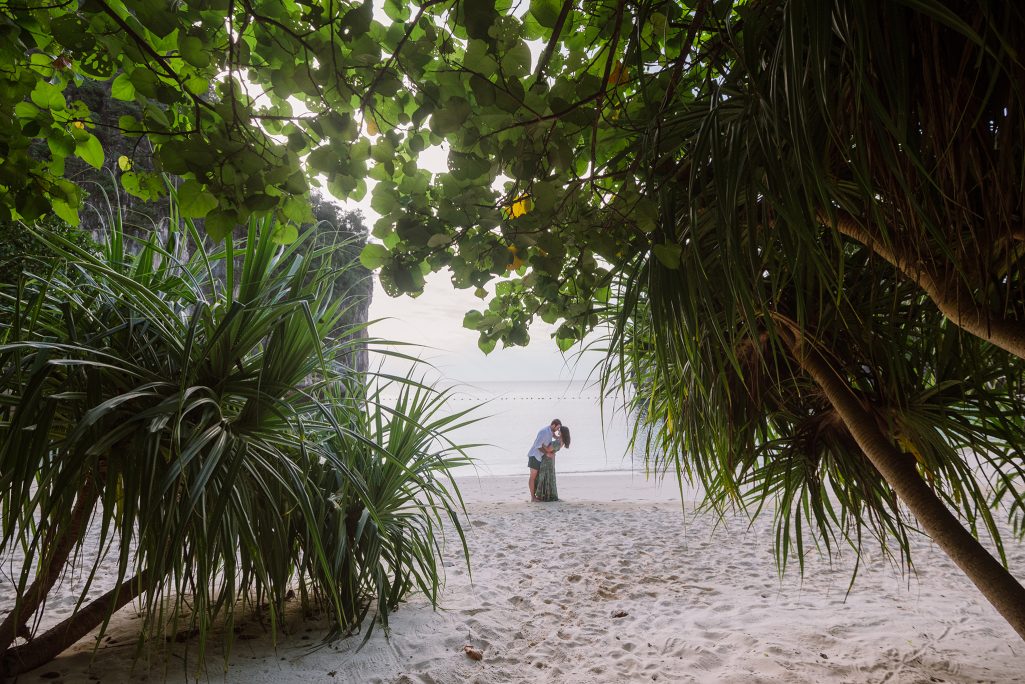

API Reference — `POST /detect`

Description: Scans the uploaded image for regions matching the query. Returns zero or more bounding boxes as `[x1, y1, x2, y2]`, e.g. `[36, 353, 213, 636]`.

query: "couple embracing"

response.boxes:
[527, 418, 571, 502]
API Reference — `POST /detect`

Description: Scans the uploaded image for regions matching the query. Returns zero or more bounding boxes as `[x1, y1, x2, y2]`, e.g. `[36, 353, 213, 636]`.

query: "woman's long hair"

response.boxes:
[560, 426, 571, 448]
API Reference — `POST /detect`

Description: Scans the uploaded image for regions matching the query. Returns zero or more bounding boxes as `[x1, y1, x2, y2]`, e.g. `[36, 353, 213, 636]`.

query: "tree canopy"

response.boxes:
[4, 0, 703, 347]
[12, 1, 1022, 354]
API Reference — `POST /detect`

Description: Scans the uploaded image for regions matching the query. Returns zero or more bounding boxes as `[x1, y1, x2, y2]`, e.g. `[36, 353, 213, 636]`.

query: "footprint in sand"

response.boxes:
[692, 649, 724, 671]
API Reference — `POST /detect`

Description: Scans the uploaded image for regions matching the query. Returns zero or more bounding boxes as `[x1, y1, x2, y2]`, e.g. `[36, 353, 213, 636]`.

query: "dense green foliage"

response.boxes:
[0, 214, 93, 289]
[3, 0, 691, 346]
[313, 378, 474, 639]
[0, 211, 471, 674]
[11, 1, 1021, 351]
[568, 0, 1025, 635]
[604, 235, 1025, 571]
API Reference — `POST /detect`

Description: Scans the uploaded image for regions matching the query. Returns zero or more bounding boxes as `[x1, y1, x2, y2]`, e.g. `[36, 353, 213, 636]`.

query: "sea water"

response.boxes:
[428, 379, 642, 477]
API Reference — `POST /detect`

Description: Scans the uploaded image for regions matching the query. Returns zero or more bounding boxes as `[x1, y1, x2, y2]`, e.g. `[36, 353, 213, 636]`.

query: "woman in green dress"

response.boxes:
[535, 425, 570, 502]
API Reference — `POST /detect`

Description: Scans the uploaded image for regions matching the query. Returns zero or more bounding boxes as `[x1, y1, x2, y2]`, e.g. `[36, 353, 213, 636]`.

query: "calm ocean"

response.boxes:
[428, 379, 641, 477]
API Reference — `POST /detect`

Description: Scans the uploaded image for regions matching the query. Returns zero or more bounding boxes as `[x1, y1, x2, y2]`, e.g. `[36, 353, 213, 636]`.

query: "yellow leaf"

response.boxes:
[117, 155, 132, 171]
[366, 116, 379, 136]
[72, 120, 85, 129]
[502, 194, 533, 220]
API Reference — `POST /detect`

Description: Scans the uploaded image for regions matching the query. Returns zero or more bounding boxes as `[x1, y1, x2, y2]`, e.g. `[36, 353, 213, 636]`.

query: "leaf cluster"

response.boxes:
[0, 213, 95, 291]
[0, 205, 472, 669]
[602, 225, 1025, 576]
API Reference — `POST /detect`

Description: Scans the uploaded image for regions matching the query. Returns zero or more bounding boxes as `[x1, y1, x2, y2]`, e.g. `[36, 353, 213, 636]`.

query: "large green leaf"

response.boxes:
[30, 81, 66, 111]
[359, 242, 389, 269]
[530, 0, 563, 28]
[74, 134, 104, 169]
[177, 180, 218, 218]
[429, 97, 471, 136]
[110, 73, 136, 101]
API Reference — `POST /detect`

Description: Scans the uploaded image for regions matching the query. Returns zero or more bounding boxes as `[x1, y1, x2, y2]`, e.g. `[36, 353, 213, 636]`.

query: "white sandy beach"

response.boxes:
[6, 472, 1025, 683]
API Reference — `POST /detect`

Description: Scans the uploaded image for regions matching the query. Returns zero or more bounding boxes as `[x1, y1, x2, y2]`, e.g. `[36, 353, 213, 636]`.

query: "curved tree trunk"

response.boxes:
[823, 211, 1025, 361]
[0, 569, 153, 678]
[788, 331, 1025, 641]
[0, 484, 98, 654]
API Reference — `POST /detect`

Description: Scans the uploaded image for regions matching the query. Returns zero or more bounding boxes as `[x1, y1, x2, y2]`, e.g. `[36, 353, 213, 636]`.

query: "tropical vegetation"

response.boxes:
[3, 0, 1025, 656]
[0, 206, 473, 676]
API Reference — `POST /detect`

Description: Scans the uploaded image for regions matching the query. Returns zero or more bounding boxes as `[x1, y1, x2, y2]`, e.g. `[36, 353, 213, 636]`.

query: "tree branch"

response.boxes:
[0, 569, 155, 678]
[0, 483, 98, 654]
[779, 316, 1025, 642]
[94, 1, 216, 116]
[531, 0, 574, 86]
[822, 209, 1025, 361]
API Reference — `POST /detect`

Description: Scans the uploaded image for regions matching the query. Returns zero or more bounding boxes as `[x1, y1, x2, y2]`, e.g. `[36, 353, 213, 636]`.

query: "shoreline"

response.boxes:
[8, 471, 1025, 683]
[451, 470, 700, 506]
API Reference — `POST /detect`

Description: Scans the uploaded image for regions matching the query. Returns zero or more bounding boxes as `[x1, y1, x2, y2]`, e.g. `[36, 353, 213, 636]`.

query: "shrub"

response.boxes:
[0, 215, 472, 676]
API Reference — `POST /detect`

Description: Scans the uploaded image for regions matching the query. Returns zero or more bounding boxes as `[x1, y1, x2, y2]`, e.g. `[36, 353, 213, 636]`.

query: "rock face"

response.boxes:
[63, 80, 167, 236]
[345, 276, 373, 374]
[307, 195, 373, 375]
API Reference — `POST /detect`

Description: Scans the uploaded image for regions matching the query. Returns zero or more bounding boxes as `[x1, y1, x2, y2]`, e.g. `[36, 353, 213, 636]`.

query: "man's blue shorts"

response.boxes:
[528, 455, 543, 470]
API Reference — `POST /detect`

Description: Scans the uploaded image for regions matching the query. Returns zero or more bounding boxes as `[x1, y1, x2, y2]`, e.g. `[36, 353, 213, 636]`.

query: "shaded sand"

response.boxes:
[6, 472, 1025, 683]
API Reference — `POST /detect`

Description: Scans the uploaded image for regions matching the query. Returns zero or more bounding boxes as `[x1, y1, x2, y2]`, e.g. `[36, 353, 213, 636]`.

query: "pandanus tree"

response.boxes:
[744, 1, 1025, 361]
[0, 212, 472, 676]
[600, 196, 1025, 638]
[584, 0, 1025, 638]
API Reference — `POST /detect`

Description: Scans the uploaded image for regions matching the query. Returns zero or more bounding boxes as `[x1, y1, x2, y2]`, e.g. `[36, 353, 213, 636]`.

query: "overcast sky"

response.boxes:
[366, 270, 604, 384]
[333, 125, 605, 385]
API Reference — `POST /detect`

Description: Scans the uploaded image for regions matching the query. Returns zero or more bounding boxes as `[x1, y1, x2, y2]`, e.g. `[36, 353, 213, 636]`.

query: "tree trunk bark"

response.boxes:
[0, 569, 153, 677]
[788, 330, 1025, 641]
[0, 484, 98, 654]
[823, 211, 1025, 361]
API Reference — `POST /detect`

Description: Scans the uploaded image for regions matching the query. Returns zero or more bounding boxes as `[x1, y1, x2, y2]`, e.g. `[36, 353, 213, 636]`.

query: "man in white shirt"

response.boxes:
[527, 418, 561, 501]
